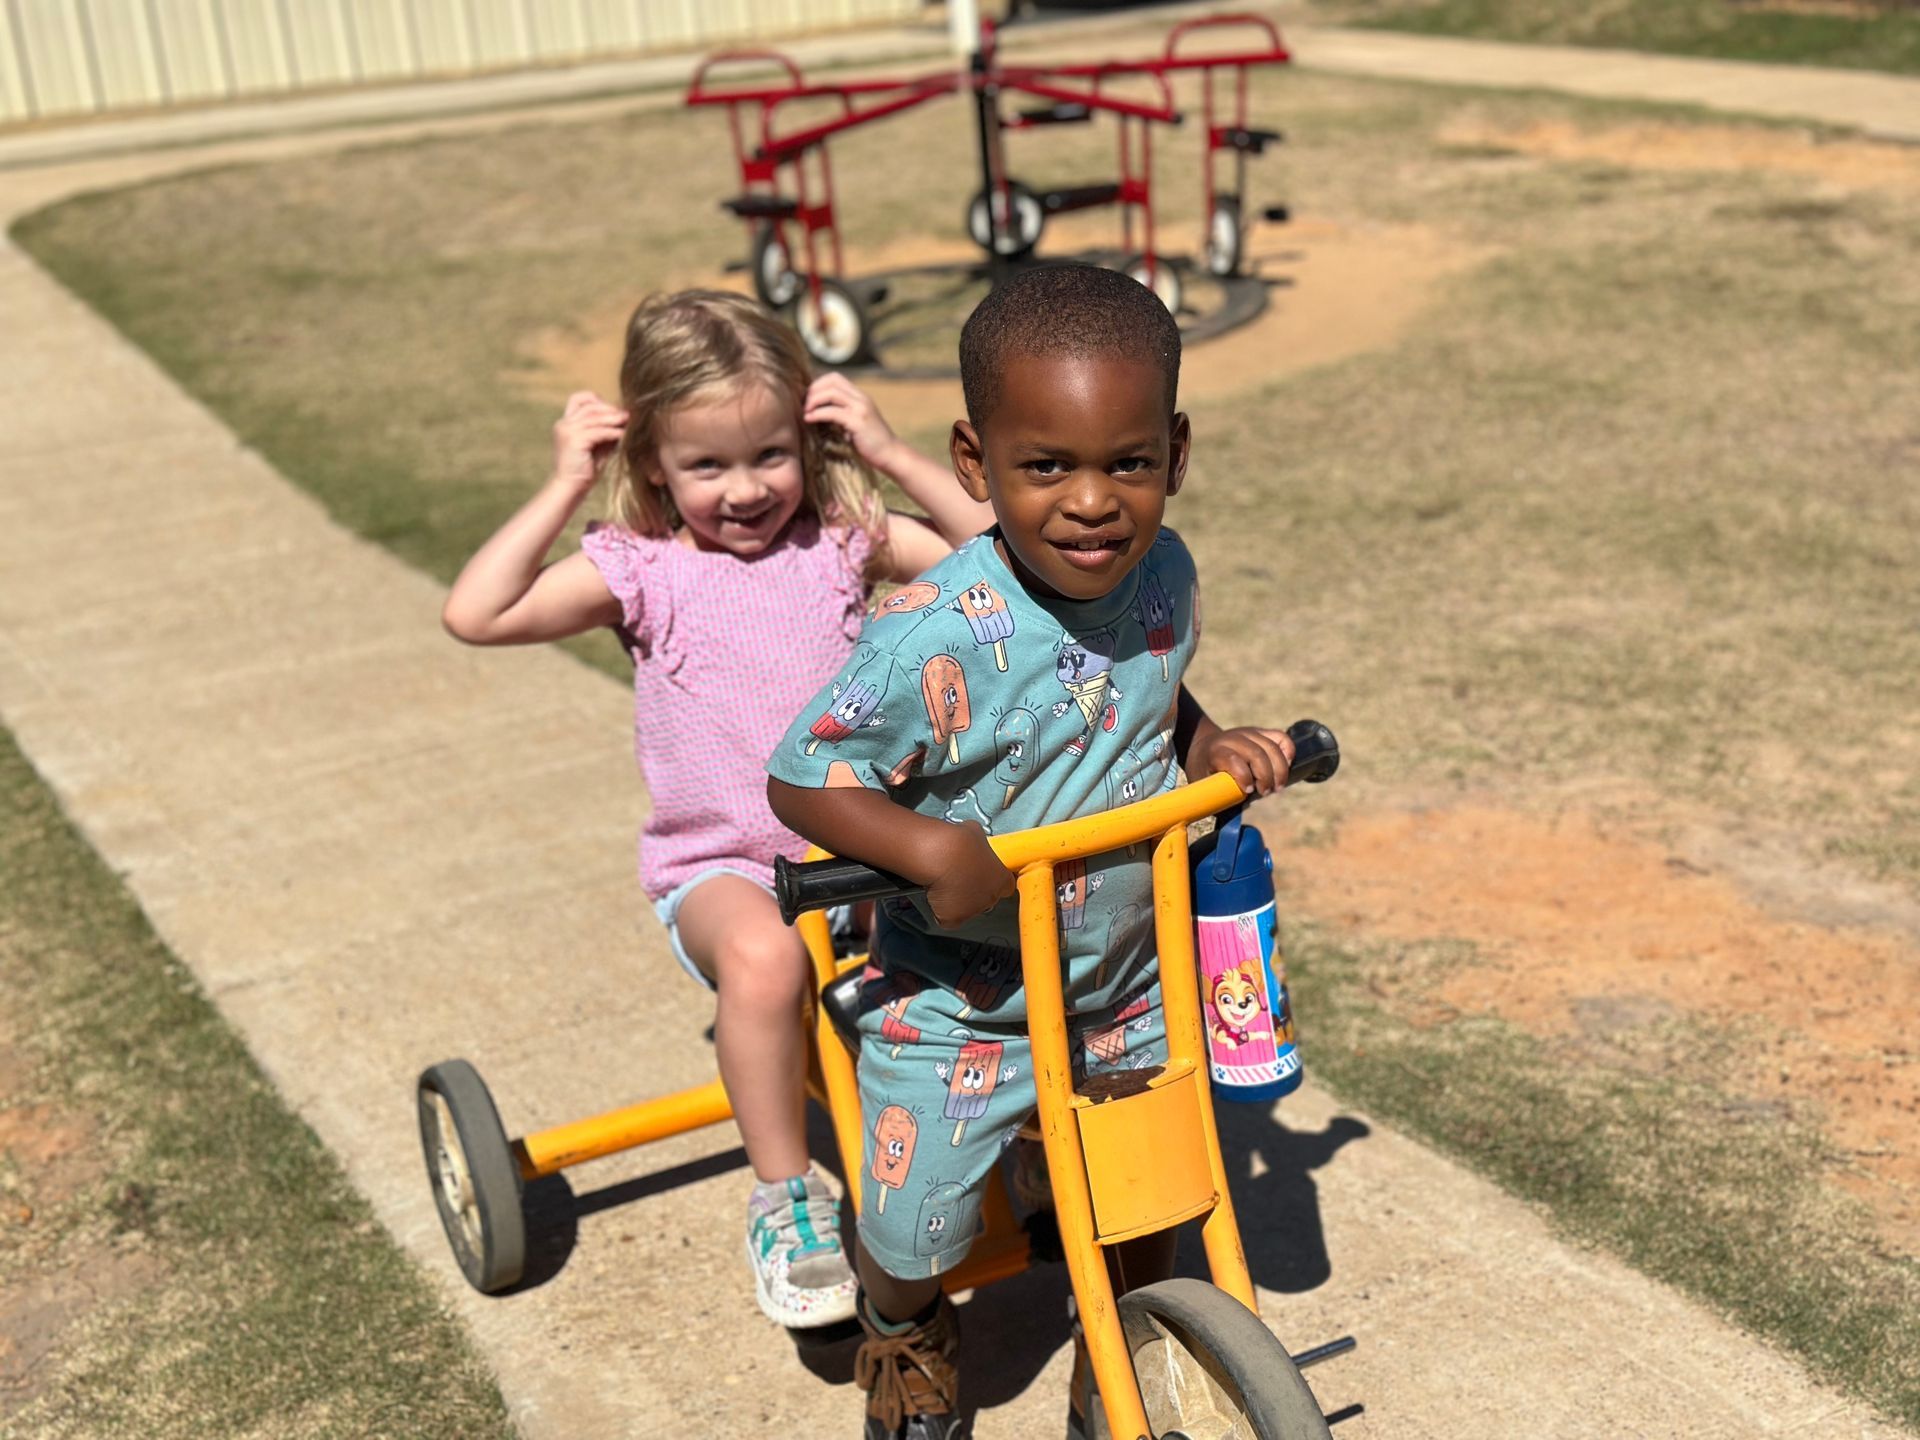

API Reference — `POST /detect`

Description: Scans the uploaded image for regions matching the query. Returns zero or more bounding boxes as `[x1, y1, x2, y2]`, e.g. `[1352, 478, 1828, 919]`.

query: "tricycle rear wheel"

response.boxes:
[791, 278, 873, 367]
[751, 221, 803, 308]
[1116, 1279, 1331, 1439]
[418, 1060, 525, 1294]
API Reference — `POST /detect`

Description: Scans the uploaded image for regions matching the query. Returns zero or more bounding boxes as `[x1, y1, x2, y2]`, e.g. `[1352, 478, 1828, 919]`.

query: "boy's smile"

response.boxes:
[952, 351, 1189, 603]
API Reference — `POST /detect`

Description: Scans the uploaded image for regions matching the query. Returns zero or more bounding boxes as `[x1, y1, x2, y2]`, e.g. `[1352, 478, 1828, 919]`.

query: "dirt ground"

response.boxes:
[512, 113, 1920, 1273]
[1272, 793, 1920, 1254]
[513, 212, 1491, 432]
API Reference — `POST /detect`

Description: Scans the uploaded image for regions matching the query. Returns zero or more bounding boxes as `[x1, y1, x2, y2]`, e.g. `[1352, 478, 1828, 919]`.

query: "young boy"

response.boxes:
[767, 264, 1296, 1440]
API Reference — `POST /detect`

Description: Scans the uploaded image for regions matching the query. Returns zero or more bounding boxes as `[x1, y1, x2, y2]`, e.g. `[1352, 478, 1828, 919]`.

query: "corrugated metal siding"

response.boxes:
[0, 0, 921, 125]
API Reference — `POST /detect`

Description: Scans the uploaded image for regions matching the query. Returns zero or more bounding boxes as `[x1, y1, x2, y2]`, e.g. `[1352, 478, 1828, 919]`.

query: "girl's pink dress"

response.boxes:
[581, 513, 872, 899]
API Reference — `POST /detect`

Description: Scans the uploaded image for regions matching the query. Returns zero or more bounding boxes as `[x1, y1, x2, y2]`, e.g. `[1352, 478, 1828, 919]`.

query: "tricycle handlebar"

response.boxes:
[775, 719, 1338, 925]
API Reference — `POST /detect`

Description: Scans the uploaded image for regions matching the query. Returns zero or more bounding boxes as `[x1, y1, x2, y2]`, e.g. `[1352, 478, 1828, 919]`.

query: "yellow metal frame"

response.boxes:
[503, 768, 1258, 1440]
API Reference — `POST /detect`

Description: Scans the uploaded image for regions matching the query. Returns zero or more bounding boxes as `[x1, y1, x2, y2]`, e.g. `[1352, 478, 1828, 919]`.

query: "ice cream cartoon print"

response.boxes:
[935, 1030, 1018, 1146]
[870, 1103, 920, 1214]
[1135, 566, 1176, 681]
[956, 939, 1015, 1019]
[991, 706, 1038, 808]
[951, 580, 1015, 671]
[803, 643, 890, 755]
[1083, 990, 1155, 1071]
[920, 654, 972, 764]
[942, 787, 992, 833]
[1052, 628, 1121, 757]
[873, 580, 943, 620]
[915, 1180, 982, 1277]
[1054, 858, 1103, 932]
[860, 964, 927, 1058]
[1095, 900, 1150, 989]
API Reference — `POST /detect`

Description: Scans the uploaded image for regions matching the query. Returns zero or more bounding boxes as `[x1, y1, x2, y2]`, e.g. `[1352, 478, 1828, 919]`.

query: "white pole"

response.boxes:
[949, 0, 980, 58]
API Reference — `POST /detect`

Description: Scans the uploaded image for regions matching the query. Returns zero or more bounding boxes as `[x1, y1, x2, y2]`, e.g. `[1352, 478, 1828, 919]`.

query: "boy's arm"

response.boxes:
[767, 778, 1013, 928]
[804, 372, 993, 549]
[1176, 686, 1297, 797]
[443, 392, 625, 644]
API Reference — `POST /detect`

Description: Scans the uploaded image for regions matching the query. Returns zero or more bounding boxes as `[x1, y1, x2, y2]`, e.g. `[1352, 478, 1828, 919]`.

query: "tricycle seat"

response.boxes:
[722, 193, 800, 220]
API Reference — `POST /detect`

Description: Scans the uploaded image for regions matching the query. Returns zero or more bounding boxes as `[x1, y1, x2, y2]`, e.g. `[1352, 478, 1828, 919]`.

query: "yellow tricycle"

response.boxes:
[418, 720, 1348, 1439]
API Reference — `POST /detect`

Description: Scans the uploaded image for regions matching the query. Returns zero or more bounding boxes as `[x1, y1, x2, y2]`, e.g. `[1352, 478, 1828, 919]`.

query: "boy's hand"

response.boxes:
[921, 821, 1016, 928]
[1192, 726, 1296, 797]
[805, 372, 903, 475]
[551, 391, 629, 497]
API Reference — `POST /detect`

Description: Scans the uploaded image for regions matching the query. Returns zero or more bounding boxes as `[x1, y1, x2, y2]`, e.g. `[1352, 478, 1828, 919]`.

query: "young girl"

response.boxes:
[442, 290, 990, 1327]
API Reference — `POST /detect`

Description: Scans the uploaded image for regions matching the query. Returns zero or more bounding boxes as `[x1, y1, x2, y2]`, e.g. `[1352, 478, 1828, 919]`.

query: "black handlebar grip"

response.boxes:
[1286, 718, 1339, 785]
[775, 853, 917, 926]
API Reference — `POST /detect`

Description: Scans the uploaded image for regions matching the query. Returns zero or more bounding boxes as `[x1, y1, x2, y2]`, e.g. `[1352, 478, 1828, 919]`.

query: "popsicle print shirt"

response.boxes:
[767, 527, 1200, 1017]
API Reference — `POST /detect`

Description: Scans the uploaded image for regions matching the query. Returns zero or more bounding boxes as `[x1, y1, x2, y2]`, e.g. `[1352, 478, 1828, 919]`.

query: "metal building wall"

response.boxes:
[0, 0, 919, 125]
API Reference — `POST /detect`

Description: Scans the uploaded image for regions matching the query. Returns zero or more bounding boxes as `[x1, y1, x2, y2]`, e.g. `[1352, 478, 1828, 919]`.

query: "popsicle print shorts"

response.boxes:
[852, 972, 1167, 1280]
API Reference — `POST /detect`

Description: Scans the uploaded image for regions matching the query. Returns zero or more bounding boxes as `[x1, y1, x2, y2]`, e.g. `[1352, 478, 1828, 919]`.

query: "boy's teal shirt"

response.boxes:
[767, 526, 1200, 1019]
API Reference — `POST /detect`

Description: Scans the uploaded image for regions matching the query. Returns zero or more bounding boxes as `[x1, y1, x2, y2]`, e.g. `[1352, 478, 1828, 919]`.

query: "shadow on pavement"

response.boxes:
[1214, 1103, 1371, 1296]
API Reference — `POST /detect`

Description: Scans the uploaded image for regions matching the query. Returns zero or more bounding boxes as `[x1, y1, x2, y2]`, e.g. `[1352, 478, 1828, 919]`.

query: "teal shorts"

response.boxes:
[853, 971, 1166, 1281]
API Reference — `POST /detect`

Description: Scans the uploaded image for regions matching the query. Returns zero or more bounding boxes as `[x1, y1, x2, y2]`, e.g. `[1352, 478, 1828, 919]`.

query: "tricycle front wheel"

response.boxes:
[1116, 1279, 1331, 1439]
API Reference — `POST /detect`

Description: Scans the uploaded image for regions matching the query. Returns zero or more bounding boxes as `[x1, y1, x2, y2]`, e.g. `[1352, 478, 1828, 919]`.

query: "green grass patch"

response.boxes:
[1318, 0, 1920, 75]
[0, 725, 512, 1440]
[1290, 926, 1920, 1425]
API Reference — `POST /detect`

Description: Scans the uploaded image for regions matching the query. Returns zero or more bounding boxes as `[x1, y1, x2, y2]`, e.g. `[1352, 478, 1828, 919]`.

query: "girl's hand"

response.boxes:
[805, 372, 903, 475]
[551, 391, 629, 497]
[922, 822, 1016, 928]
[1193, 726, 1297, 797]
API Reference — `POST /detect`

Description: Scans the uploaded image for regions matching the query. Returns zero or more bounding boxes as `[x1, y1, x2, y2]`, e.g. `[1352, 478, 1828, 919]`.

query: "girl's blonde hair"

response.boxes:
[605, 290, 887, 574]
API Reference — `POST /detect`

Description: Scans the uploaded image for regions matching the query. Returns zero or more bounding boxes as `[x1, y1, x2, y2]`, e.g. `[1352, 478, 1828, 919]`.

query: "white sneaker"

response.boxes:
[745, 1169, 858, 1327]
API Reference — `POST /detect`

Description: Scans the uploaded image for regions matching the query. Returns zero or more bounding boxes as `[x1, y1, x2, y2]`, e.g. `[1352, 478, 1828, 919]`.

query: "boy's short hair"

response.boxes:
[959, 263, 1181, 427]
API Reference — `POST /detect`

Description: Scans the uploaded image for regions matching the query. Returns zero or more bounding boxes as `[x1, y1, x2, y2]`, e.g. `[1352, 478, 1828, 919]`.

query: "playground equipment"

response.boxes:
[682, 14, 1294, 368]
[418, 722, 1350, 1439]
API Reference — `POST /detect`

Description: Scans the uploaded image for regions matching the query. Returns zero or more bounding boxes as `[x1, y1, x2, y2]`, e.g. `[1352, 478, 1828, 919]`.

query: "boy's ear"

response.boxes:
[1167, 412, 1192, 498]
[950, 420, 991, 503]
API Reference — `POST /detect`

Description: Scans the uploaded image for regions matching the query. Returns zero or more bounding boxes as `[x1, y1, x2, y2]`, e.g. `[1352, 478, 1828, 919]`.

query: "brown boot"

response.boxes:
[855, 1292, 967, 1440]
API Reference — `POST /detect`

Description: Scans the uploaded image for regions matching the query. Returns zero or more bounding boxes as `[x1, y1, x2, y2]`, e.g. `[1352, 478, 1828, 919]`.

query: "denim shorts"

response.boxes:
[653, 865, 853, 990]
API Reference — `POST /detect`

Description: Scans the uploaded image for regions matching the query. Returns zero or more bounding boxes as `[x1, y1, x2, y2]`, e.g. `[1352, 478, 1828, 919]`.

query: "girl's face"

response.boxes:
[653, 381, 805, 555]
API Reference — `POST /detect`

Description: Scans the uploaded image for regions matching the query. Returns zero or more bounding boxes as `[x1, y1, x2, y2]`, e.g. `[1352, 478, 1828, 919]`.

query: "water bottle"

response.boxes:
[1192, 808, 1301, 1102]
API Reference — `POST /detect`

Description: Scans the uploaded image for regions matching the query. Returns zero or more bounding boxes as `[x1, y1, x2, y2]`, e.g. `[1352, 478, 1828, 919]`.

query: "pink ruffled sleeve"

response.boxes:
[824, 521, 876, 639]
[579, 523, 650, 639]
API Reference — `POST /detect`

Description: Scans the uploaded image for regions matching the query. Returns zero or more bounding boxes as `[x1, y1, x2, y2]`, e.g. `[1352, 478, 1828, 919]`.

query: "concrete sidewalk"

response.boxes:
[2, 12, 1915, 1439]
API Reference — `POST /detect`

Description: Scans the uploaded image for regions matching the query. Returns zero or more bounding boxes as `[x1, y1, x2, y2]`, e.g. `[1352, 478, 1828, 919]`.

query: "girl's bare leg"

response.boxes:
[671, 875, 811, 1181]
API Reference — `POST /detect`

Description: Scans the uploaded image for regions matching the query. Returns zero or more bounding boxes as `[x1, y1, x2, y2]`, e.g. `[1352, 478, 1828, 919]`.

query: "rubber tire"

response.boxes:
[1204, 195, 1244, 279]
[751, 220, 802, 309]
[1123, 254, 1184, 317]
[1116, 1279, 1332, 1439]
[791, 278, 873, 367]
[418, 1060, 526, 1294]
[966, 179, 1046, 259]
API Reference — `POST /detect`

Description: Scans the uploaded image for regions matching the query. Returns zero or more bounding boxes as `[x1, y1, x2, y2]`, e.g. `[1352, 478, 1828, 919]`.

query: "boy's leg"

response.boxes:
[852, 1000, 1030, 1440]
[854, 1237, 964, 1440]
[671, 875, 856, 1326]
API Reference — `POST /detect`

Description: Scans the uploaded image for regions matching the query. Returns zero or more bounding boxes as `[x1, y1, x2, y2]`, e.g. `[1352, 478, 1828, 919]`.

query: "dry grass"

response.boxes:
[1318, 0, 1920, 73]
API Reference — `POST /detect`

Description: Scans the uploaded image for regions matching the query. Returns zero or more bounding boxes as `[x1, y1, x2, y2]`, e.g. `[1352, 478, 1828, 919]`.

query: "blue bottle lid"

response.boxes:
[1193, 809, 1275, 916]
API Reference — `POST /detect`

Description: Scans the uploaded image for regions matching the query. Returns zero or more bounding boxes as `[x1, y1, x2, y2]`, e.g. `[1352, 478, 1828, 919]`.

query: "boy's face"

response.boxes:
[951, 351, 1188, 603]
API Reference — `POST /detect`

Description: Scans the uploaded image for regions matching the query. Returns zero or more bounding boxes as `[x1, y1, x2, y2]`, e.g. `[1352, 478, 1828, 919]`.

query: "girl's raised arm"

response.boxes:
[443, 392, 628, 645]
[804, 372, 992, 550]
